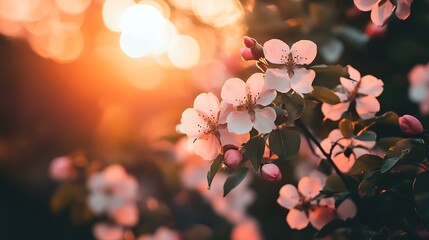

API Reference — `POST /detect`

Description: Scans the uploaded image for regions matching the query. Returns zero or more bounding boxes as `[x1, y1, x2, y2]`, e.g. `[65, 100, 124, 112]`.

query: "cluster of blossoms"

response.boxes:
[353, 0, 413, 26]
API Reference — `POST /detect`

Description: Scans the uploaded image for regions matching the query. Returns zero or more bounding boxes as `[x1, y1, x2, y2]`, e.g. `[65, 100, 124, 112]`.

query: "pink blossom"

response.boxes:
[224, 149, 243, 169]
[408, 63, 429, 114]
[322, 65, 384, 121]
[231, 218, 262, 240]
[354, 0, 413, 26]
[181, 92, 249, 160]
[263, 39, 317, 95]
[336, 198, 358, 220]
[320, 129, 376, 173]
[49, 156, 77, 182]
[93, 223, 123, 240]
[277, 173, 334, 230]
[261, 163, 282, 182]
[138, 227, 180, 240]
[398, 115, 424, 135]
[87, 164, 139, 227]
[221, 73, 277, 134]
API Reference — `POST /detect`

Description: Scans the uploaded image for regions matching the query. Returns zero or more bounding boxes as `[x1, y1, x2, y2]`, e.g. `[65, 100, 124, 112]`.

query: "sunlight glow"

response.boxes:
[167, 34, 200, 70]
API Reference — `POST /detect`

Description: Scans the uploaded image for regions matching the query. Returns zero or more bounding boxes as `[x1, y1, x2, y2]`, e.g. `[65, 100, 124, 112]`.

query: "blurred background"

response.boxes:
[0, 0, 428, 239]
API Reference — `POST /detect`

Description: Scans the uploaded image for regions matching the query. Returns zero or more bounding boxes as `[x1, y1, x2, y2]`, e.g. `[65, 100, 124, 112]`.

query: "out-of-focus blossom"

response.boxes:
[49, 156, 77, 182]
[353, 0, 413, 26]
[181, 92, 249, 160]
[320, 38, 344, 63]
[240, 36, 264, 61]
[231, 218, 263, 240]
[322, 65, 383, 121]
[87, 164, 139, 226]
[261, 163, 282, 182]
[408, 63, 429, 114]
[319, 129, 376, 173]
[336, 198, 358, 220]
[277, 172, 334, 230]
[138, 227, 180, 240]
[221, 73, 277, 134]
[224, 149, 243, 169]
[398, 115, 424, 135]
[365, 21, 387, 38]
[93, 222, 123, 240]
[263, 39, 317, 96]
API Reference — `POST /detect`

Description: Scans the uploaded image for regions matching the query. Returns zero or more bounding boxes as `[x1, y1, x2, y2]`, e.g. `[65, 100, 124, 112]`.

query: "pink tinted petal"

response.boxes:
[246, 73, 277, 106]
[347, 65, 362, 82]
[286, 209, 309, 230]
[104, 164, 127, 181]
[321, 102, 350, 121]
[337, 198, 357, 220]
[226, 110, 253, 134]
[354, 0, 379, 11]
[109, 203, 139, 227]
[328, 129, 346, 142]
[218, 127, 250, 146]
[309, 207, 335, 230]
[290, 68, 315, 94]
[278, 184, 300, 209]
[194, 92, 220, 120]
[181, 108, 207, 138]
[371, 0, 395, 26]
[253, 107, 277, 133]
[353, 147, 371, 159]
[263, 39, 290, 64]
[298, 176, 323, 199]
[231, 218, 262, 240]
[333, 153, 354, 173]
[319, 197, 335, 209]
[290, 40, 317, 65]
[356, 96, 380, 119]
[193, 134, 221, 160]
[395, 0, 412, 20]
[421, 98, 429, 115]
[93, 223, 123, 240]
[221, 78, 247, 107]
[340, 77, 358, 93]
[264, 68, 291, 93]
[358, 75, 384, 97]
[409, 64, 429, 85]
[219, 101, 234, 124]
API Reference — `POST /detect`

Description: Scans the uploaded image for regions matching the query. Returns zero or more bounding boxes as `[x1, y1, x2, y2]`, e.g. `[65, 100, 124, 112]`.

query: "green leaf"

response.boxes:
[315, 219, 353, 237]
[51, 184, 84, 214]
[305, 86, 341, 104]
[354, 131, 377, 141]
[268, 128, 301, 160]
[339, 119, 354, 138]
[413, 171, 429, 220]
[325, 175, 348, 192]
[310, 64, 349, 77]
[280, 92, 305, 123]
[359, 111, 400, 127]
[223, 167, 249, 197]
[244, 136, 265, 170]
[207, 155, 224, 188]
[350, 154, 383, 175]
[381, 138, 426, 173]
[377, 137, 403, 151]
[381, 149, 411, 173]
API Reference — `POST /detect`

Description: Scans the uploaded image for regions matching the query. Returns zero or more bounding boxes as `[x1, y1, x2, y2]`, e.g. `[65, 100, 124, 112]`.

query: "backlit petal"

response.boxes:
[298, 176, 323, 199]
[354, 0, 379, 11]
[246, 73, 277, 106]
[286, 209, 309, 230]
[290, 68, 315, 94]
[264, 68, 291, 93]
[337, 198, 358, 220]
[194, 92, 220, 121]
[371, 0, 395, 26]
[253, 107, 277, 133]
[193, 134, 221, 160]
[358, 75, 384, 97]
[321, 102, 350, 121]
[395, 0, 412, 20]
[278, 184, 300, 209]
[226, 111, 253, 134]
[356, 96, 380, 119]
[221, 78, 247, 107]
[181, 108, 207, 138]
[263, 39, 290, 64]
[309, 207, 335, 230]
[290, 40, 317, 65]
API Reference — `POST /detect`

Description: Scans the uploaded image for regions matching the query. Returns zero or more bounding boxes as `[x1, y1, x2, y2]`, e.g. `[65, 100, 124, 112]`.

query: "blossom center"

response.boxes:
[197, 110, 218, 135]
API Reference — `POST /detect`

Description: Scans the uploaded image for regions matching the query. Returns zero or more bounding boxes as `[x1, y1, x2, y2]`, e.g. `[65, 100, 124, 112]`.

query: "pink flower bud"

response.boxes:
[240, 36, 264, 61]
[240, 47, 256, 61]
[398, 115, 424, 135]
[224, 149, 243, 169]
[261, 163, 282, 182]
[243, 36, 256, 48]
[49, 156, 77, 182]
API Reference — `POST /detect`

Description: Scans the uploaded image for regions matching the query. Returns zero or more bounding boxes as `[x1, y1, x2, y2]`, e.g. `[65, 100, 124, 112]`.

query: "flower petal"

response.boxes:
[290, 40, 317, 65]
[246, 73, 277, 106]
[298, 176, 323, 199]
[221, 78, 247, 107]
[181, 108, 207, 138]
[371, 0, 395, 26]
[93, 223, 123, 240]
[309, 207, 335, 230]
[277, 184, 300, 209]
[218, 126, 250, 147]
[347, 65, 362, 82]
[395, 0, 412, 20]
[253, 107, 277, 133]
[194, 92, 220, 121]
[193, 134, 221, 160]
[356, 96, 380, 119]
[227, 110, 253, 134]
[340, 77, 358, 93]
[286, 209, 309, 230]
[337, 198, 358, 220]
[333, 153, 355, 173]
[263, 39, 289, 64]
[321, 102, 350, 121]
[353, 0, 378, 11]
[290, 68, 315, 94]
[109, 203, 139, 227]
[264, 68, 291, 93]
[358, 75, 384, 97]
[219, 101, 234, 124]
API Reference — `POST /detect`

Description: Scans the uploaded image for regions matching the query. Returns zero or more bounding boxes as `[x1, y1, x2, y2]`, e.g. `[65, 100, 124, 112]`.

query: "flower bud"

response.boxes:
[261, 163, 282, 182]
[240, 36, 264, 61]
[224, 149, 243, 170]
[398, 115, 424, 135]
[243, 36, 256, 48]
[49, 156, 77, 182]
